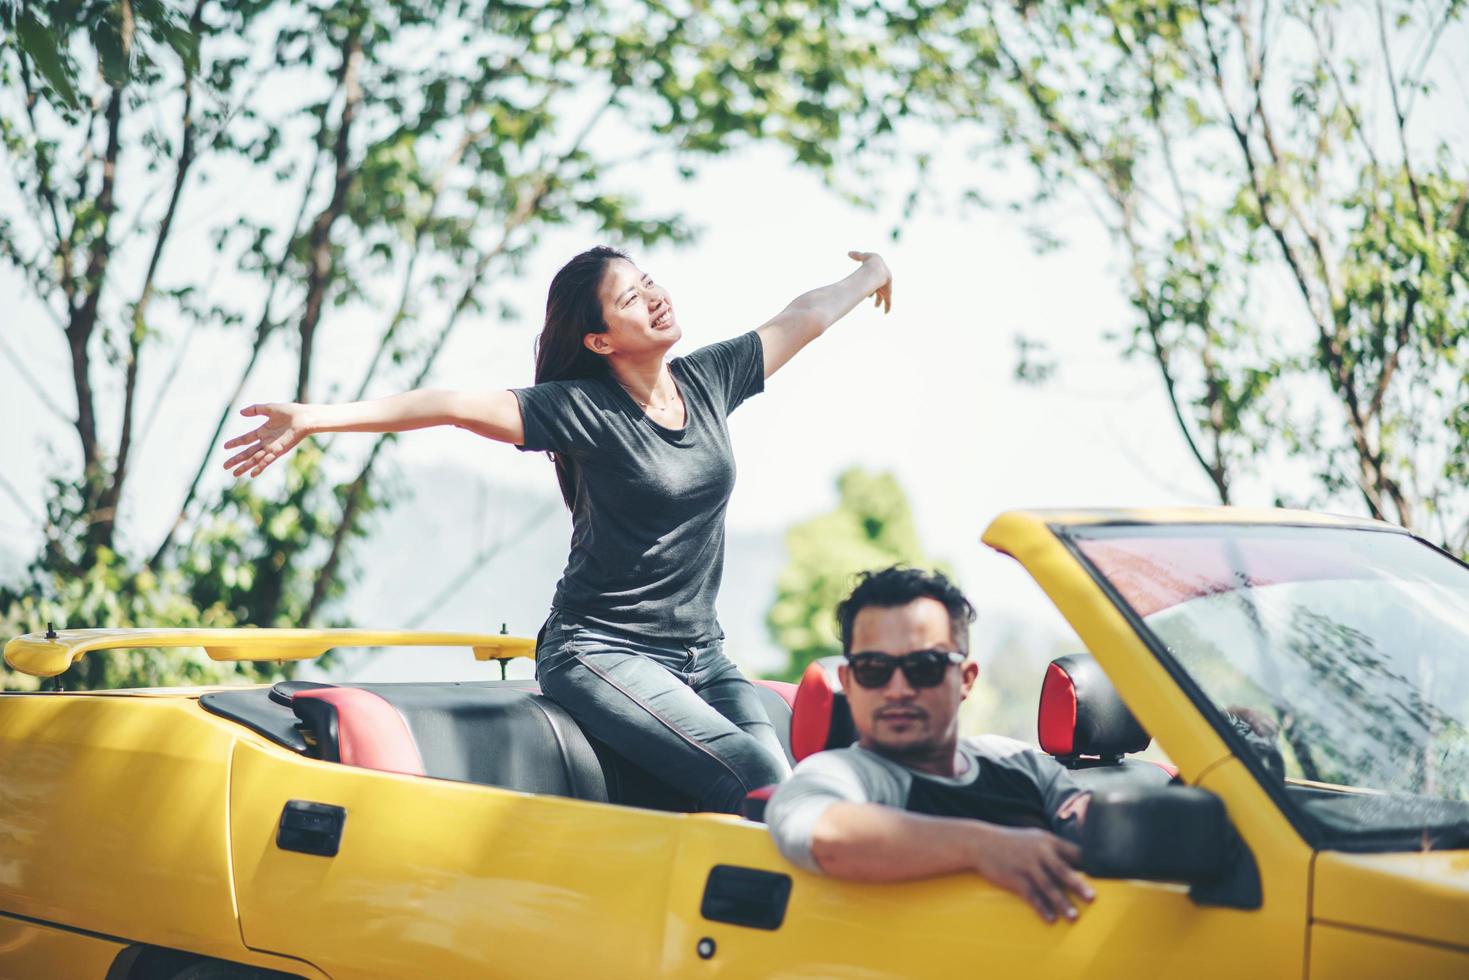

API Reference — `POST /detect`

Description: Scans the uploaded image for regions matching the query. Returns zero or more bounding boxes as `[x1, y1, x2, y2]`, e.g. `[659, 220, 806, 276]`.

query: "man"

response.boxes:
[766, 567, 1095, 923]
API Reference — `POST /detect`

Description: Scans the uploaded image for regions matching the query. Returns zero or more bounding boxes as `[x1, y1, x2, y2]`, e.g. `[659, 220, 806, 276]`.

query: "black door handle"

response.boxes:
[277, 800, 347, 857]
[700, 865, 791, 930]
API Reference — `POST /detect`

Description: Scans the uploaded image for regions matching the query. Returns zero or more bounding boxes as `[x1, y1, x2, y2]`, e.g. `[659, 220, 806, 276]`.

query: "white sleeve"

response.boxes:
[765, 750, 900, 873]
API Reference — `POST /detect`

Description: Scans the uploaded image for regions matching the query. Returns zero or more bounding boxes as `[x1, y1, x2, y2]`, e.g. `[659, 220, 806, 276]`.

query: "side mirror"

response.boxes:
[1082, 785, 1261, 909]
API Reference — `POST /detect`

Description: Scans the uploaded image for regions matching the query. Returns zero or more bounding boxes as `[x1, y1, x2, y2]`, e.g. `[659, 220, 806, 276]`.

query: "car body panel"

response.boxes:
[0, 695, 242, 948]
[0, 692, 324, 978]
[981, 510, 1237, 780]
[3, 508, 1465, 978]
[0, 916, 125, 979]
[984, 514, 1317, 975]
[229, 737, 688, 978]
[659, 814, 1299, 979]
[1308, 923, 1469, 978]
[1312, 850, 1469, 954]
[987, 507, 1396, 530]
[3, 628, 534, 678]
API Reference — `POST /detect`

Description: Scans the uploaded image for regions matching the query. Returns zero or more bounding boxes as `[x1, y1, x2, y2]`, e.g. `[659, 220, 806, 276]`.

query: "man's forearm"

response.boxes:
[809, 802, 992, 882]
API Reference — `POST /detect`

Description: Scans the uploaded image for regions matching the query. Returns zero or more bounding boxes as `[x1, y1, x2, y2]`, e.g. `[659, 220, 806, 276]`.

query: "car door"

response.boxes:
[227, 738, 681, 979]
[653, 510, 1312, 978]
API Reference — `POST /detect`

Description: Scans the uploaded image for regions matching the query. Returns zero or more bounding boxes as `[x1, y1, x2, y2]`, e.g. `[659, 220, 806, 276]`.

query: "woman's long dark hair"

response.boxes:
[535, 245, 628, 508]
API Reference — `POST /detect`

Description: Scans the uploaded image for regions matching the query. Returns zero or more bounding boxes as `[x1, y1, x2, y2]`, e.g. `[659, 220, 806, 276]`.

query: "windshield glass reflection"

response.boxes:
[1068, 525, 1469, 850]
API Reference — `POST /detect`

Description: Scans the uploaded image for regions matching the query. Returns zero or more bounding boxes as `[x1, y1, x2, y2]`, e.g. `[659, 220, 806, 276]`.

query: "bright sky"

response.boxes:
[449, 151, 1217, 611]
[3, 15, 1466, 732]
[1, 133, 1220, 682]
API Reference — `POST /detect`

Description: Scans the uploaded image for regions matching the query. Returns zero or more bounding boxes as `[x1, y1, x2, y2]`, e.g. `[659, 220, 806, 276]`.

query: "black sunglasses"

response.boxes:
[844, 649, 966, 689]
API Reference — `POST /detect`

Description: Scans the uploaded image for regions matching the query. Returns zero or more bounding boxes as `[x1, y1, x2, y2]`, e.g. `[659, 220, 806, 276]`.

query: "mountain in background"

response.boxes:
[0, 544, 21, 584]
[318, 460, 1074, 748]
[321, 462, 790, 683]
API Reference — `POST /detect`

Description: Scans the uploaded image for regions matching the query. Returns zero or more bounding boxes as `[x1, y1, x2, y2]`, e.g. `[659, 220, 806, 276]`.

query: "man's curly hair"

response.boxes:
[836, 566, 976, 654]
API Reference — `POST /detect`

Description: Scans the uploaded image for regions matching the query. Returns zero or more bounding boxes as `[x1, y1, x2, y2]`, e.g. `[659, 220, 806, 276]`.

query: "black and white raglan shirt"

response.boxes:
[766, 735, 1090, 872]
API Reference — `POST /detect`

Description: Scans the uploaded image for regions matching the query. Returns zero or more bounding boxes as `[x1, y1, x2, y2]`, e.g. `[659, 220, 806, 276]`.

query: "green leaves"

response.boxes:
[824, 0, 1468, 542]
[10, 5, 80, 108]
[6, 0, 203, 106]
[6, 0, 951, 690]
[765, 469, 938, 680]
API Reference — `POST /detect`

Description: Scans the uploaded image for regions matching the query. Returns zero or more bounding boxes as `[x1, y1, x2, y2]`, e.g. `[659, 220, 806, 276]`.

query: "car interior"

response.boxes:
[199, 651, 1172, 815]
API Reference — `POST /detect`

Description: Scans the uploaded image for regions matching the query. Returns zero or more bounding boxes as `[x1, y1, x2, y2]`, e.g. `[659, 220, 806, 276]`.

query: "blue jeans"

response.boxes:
[535, 610, 791, 813]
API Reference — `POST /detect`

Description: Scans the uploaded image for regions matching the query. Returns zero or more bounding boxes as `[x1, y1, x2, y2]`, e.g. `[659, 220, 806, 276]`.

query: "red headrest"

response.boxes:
[1037, 654, 1150, 759]
[791, 657, 857, 761]
[293, 688, 427, 776]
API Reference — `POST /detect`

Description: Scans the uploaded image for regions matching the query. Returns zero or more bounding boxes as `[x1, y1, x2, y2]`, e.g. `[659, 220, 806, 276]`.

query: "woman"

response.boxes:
[223, 245, 893, 812]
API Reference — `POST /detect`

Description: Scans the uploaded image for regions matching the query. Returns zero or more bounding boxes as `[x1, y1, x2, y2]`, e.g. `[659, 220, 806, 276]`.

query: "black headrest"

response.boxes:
[268, 680, 335, 706]
[1037, 654, 1150, 759]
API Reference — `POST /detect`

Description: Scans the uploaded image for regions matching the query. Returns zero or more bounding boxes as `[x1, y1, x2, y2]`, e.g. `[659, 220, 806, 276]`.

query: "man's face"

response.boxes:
[839, 597, 979, 763]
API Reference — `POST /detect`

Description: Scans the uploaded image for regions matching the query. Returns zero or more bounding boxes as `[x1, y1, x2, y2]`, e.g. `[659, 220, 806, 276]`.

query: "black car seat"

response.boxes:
[202, 676, 798, 811]
[1037, 653, 1176, 789]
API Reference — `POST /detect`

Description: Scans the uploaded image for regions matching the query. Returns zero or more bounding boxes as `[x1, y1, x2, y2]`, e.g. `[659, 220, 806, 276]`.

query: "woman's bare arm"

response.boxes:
[756, 251, 892, 379]
[221, 389, 524, 477]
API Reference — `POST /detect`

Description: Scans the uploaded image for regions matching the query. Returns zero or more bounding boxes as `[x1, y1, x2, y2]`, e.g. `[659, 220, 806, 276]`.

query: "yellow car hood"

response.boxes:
[1313, 849, 1469, 952]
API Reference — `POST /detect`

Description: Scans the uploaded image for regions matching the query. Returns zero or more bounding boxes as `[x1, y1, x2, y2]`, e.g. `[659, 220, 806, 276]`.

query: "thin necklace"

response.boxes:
[616, 377, 678, 412]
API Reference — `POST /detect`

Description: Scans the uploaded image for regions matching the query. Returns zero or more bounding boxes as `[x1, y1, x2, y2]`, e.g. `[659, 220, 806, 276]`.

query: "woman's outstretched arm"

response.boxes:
[757, 250, 892, 379]
[221, 389, 524, 477]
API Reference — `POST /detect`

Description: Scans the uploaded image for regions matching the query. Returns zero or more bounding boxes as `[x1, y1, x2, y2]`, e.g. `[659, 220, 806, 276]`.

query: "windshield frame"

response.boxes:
[1051, 518, 1468, 853]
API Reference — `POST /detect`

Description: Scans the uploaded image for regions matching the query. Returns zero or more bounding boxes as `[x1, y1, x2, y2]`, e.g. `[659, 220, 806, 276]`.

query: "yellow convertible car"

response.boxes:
[2, 509, 1467, 979]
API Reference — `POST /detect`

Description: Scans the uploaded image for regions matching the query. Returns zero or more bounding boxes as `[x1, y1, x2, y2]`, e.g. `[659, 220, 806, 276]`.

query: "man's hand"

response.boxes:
[971, 825, 1095, 923]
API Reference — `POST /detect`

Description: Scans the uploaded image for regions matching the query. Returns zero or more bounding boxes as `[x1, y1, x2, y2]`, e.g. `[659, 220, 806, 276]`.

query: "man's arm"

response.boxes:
[809, 802, 1094, 923]
[767, 750, 1094, 923]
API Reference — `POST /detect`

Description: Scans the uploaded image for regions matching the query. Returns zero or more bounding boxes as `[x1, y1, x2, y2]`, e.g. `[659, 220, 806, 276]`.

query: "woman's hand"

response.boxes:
[848, 250, 892, 314]
[222, 403, 315, 477]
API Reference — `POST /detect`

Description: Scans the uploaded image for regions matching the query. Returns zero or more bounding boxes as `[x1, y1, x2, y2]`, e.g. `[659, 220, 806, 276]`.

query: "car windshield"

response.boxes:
[1063, 523, 1469, 852]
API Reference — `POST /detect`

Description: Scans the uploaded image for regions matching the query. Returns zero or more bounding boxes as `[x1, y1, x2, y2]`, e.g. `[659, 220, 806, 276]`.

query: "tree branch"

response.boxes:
[299, 97, 606, 623]
[1234, 1, 1341, 309]
[14, 45, 72, 298]
[148, 143, 330, 567]
[1121, 214, 1231, 503]
[300, 216, 520, 625]
[95, 0, 209, 551]
[402, 500, 558, 629]
[1196, 0, 1399, 520]
[1367, 284, 1417, 422]
[1147, 61, 1233, 503]
[1403, 1, 1456, 118]
[68, 83, 125, 527]
[1308, 13, 1381, 176]
[1375, 0, 1430, 232]
[294, 27, 364, 403]
[342, 120, 485, 408]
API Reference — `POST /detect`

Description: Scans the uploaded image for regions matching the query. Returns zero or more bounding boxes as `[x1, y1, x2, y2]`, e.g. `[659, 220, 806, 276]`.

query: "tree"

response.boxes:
[0, 0, 889, 689]
[786, 0, 1468, 544]
[765, 468, 936, 681]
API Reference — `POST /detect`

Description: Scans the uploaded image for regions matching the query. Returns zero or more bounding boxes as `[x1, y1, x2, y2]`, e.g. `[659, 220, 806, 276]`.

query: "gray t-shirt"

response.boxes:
[766, 736, 1089, 872]
[513, 331, 765, 641]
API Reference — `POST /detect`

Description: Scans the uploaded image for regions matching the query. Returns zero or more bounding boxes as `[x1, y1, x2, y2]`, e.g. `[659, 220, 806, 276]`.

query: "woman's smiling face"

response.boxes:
[589, 258, 681, 357]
